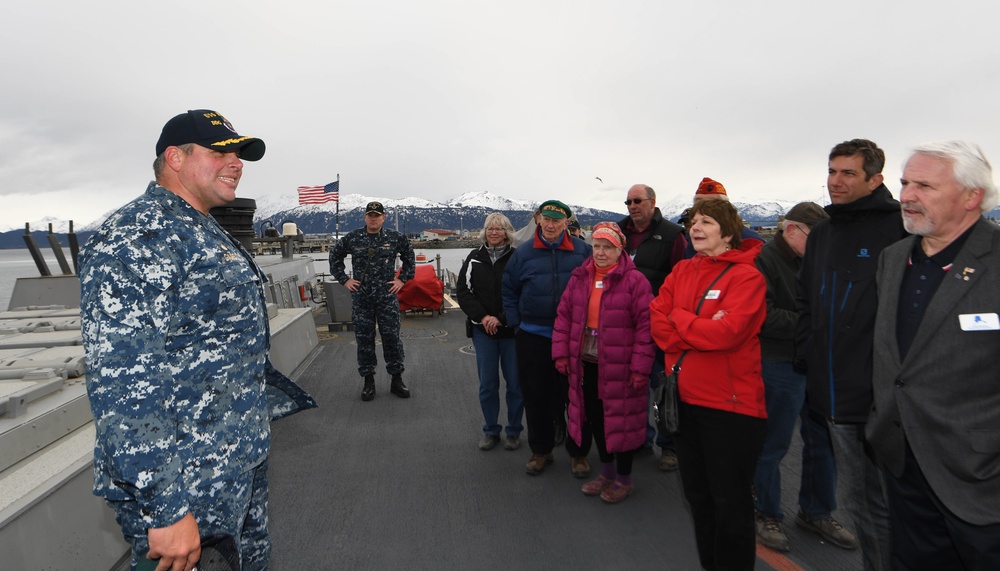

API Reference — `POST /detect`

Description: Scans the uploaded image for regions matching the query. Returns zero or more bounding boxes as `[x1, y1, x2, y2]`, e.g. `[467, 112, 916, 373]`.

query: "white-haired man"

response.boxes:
[866, 141, 1000, 570]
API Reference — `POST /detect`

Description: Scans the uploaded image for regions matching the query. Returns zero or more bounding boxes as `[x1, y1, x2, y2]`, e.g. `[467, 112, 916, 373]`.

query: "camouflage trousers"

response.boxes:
[352, 290, 405, 377]
[110, 458, 270, 571]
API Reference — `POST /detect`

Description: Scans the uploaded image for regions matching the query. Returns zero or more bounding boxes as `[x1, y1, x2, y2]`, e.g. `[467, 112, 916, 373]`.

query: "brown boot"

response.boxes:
[525, 453, 554, 475]
[570, 457, 591, 479]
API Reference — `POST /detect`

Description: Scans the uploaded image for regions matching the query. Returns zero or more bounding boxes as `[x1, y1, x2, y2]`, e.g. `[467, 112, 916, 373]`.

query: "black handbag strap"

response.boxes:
[672, 263, 735, 373]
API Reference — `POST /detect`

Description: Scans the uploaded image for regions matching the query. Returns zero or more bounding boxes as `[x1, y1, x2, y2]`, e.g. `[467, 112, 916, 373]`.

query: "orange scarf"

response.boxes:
[587, 262, 616, 328]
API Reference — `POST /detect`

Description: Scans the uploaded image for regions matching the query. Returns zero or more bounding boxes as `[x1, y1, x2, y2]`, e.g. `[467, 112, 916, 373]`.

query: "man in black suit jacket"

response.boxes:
[867, 140, 1000, 570]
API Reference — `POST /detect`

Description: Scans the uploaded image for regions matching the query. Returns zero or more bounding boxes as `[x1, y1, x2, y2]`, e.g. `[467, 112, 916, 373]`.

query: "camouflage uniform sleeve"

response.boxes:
[81, 253, 191, 529]
[329, 233, 351, 284]
[397, 233, 416, 282]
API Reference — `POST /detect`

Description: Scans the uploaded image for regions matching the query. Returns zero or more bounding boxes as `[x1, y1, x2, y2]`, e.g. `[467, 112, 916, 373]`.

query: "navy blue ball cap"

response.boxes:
[155, 109, 265, 161]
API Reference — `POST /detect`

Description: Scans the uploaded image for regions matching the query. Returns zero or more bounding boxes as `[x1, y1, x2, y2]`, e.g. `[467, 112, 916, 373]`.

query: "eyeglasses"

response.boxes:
[788, 223, 810, 236]
[485, 227, 506, 233]
[624, 198, 649, 206]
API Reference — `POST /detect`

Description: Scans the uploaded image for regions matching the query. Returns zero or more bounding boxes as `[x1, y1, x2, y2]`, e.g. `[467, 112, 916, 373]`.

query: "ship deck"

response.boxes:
[267, 300, 862, 570]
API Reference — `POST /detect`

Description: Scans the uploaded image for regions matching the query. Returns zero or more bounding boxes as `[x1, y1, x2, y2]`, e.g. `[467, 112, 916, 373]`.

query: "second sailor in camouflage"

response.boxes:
[330, 201, 416, 400]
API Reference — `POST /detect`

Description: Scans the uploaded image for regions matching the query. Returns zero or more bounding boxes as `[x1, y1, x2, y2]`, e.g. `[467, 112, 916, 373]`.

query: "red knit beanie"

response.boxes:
[695, 177, 727, 196]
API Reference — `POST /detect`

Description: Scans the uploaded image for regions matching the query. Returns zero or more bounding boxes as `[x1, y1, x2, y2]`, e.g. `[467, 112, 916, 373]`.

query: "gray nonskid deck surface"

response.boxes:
[268, 309, 861, 570]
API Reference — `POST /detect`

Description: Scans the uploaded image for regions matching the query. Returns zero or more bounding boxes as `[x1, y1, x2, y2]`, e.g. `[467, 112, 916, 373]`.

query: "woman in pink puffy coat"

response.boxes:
[552, 221, 655, 503]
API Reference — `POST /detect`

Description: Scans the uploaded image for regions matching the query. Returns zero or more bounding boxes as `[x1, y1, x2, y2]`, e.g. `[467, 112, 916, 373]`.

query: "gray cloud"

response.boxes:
[2, 1, 998, 230]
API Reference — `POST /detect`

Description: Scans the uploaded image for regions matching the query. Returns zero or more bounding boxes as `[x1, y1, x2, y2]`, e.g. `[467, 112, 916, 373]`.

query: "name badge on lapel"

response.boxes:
[959, 313, 1000, 331]
[705, 290, 721, 300]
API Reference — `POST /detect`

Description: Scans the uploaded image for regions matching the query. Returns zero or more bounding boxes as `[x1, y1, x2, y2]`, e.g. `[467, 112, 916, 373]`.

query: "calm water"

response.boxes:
[1, 247, 477, 311]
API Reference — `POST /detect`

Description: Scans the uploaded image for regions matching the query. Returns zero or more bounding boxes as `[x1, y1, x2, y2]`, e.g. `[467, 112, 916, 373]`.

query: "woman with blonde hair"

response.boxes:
[457, 213, 524, 451]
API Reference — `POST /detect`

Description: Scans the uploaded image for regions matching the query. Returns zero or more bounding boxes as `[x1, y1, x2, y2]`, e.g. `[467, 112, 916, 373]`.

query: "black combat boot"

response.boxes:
[361, 375, 376, 401]
[390, 374, 410, 398]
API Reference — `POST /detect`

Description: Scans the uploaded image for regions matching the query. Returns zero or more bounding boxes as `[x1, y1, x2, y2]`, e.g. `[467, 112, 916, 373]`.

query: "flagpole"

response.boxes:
[335, 173, 340, 241]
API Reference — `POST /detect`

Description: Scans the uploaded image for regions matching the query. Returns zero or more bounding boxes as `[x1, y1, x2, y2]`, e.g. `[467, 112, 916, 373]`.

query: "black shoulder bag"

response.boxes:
[651, 263, 734, 435]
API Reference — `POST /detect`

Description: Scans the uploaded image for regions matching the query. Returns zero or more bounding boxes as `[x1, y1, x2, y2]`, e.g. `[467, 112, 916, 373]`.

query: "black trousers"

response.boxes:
[675, 402, 766, 571]
[515, 331, 565, 455]
[565, 361, 636, 475]
[886, 442, 1000, 571]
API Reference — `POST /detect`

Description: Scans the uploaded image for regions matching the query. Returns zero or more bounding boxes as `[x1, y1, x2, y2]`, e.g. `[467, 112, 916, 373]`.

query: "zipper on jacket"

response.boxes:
[838, 282, 853, 312]
[550, 248, 560, 310]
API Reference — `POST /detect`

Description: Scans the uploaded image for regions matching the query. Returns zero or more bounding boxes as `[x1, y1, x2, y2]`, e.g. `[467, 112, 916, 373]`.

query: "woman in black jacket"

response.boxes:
[457, 213, 524, 451]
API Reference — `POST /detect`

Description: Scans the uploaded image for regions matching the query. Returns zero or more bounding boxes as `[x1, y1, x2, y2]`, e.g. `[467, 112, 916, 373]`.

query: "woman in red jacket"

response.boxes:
[552, 222, 655, 504]
[649, 200, 767, 570]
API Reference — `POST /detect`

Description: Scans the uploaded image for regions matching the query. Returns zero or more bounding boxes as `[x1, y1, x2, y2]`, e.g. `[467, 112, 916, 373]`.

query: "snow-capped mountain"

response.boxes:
[0, 191, 805, 248]
[446, 191, 533, 211]
[244, 190, 804, 236]
[252, 190, 532, 223]
[13, 216, 79, 234]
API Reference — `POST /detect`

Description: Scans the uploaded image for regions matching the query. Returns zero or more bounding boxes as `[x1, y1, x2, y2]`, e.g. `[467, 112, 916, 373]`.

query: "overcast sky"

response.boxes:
[2, 1, 998, 231]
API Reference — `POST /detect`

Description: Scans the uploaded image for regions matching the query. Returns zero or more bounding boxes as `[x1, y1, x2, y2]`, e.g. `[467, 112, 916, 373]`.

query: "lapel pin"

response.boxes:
[961, 267, 975, 281]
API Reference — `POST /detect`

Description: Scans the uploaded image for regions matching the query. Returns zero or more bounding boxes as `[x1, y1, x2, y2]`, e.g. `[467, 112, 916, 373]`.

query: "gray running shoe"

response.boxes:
[479, 434, 501, 451]
[756, 514, 790, 552]
[795, 512, 859, 550]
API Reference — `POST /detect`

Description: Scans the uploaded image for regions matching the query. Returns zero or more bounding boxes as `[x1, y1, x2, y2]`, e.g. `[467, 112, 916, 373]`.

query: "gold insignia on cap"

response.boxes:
[542, 204, 567, 216]
[210, 136, 254, 147]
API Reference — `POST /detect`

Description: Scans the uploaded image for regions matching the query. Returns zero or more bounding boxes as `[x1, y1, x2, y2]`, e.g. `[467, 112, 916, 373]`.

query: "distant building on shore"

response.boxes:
[420, 229, 459, 241]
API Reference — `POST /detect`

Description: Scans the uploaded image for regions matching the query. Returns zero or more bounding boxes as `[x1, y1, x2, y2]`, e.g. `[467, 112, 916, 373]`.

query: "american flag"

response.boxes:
[297, 181, 339, 205]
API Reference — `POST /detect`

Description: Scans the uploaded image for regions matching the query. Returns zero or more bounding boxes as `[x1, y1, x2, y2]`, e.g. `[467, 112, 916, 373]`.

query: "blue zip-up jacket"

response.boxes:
[502, 227, 591, 337]
[795, 184, 907, 423]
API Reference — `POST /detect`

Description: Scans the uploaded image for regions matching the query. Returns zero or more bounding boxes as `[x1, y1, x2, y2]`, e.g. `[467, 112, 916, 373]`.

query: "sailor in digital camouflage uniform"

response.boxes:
[329, 201, 416, 401]
[79, 109, 315, 571]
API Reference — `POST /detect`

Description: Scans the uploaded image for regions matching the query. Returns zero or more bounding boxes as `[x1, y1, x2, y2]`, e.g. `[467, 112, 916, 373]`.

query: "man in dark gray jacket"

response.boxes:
[867, 141, 1000, 569]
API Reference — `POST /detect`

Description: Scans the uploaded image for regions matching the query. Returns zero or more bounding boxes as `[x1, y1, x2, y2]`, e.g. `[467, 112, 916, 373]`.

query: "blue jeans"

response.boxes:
[754, 359, 837, 520]
[828, 421, 892, 571]
[472, 328, 523, 437]
[645, 349, 674, 450]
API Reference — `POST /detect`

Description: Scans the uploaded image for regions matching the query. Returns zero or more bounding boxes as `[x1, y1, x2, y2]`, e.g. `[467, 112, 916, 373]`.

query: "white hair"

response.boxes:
[907, 140, 998, 212]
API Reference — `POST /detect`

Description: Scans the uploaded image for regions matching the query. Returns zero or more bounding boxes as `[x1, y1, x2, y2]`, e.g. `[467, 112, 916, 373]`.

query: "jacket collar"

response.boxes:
[533, 227, 575, 251]
[825, 184, 900, 220]
[773, 230, 798, 261]
[694, 239, 762, 266]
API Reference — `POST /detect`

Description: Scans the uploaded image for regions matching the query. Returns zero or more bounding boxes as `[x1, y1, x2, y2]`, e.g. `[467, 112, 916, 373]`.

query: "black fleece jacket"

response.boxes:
[795, 185, 908, 423]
